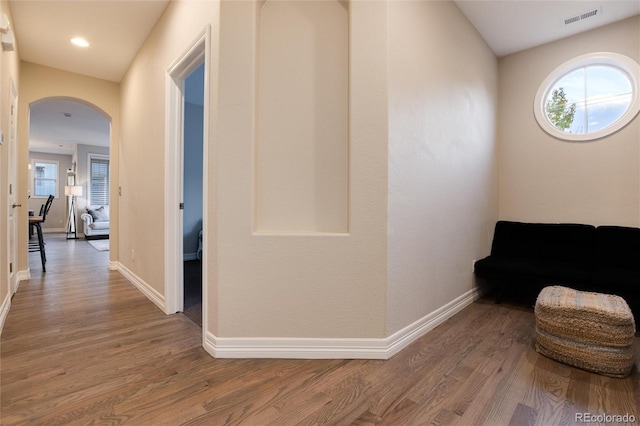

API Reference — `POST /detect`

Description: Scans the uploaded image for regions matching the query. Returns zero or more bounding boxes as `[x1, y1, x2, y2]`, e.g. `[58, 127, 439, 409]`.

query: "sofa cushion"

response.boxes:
[87, 206, 109, 222]
[475, 256, 593, 285]
[490, 221, 595, 265]
[490, 221, 540, 259]
[596, 226, 640, 271]
[89, 221, 109, 230]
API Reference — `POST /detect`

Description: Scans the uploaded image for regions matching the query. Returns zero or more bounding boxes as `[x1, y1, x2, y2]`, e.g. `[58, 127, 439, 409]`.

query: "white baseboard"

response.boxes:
[110, 263, 481, 360]
[115, 262, 166, 313]
[2, 271, 31, 334]
[384, 286, 482, 358]
[0, 293, 11, 335]
[204, 333, 390, 359]
[203, 287, 482, 359]
[108, 261, 118, 271]
[18, 269, 31, 281]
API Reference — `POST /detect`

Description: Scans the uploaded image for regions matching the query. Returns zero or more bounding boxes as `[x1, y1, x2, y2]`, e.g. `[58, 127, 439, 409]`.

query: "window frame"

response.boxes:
[31, 159, 59, 199]
[533, 52, 640, 142]
[87, 153, 110, 206]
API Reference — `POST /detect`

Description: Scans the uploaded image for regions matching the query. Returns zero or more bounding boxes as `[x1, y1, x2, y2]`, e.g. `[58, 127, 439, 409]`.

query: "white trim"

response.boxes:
[108, 261, 118, 271]
[30, 158, 61, 198]
[204, 333, 389, 359]
[8, 80, 19, 299]
[165, 26, 210, 316]
[534, 52, 640, 141]
[0, 293, 11, 334]
[385, 286, 481, 358]
[86, 153, 110, 206]
[203, 287, 482, 359]
[18, 269, 30, 281]
[200, 28, 211, 349]
[116, 262, 166, 313]
[164, 51, 185, 315]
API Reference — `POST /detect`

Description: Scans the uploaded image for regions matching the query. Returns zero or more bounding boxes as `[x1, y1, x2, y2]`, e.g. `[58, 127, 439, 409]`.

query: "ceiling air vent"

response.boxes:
[564, 7, 602, 25]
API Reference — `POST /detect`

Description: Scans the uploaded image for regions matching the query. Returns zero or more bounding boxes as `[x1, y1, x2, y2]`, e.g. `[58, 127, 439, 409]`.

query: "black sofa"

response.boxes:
[474, 220, 640, 321]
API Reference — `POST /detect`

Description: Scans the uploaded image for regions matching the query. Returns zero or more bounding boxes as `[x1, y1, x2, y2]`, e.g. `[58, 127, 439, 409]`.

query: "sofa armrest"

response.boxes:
[81, 213, 94, 225]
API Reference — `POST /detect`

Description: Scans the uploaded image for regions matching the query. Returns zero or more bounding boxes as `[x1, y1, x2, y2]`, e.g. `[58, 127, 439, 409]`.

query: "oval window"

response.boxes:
[534, 53, 640, 141]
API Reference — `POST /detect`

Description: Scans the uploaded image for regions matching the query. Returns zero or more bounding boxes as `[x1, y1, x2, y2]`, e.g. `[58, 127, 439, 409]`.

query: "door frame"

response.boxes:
[8, 79, 19, 295]
[164, 26, 210, 334]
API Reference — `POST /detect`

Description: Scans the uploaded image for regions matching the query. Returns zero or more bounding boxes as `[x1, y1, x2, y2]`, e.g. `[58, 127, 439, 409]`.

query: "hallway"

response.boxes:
[2, 234, 638, 424]
[1, 234, 205, 424]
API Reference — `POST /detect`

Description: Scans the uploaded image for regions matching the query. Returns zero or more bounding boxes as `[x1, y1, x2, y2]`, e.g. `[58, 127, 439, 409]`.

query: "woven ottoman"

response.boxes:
[534, 286, 636, 378]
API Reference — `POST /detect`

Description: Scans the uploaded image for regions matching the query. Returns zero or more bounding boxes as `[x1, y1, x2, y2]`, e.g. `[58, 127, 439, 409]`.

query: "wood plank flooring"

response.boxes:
[2, 233, 639, 425]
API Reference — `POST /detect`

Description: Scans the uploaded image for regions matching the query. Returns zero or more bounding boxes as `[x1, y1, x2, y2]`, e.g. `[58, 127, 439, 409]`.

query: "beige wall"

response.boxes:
[256, 1, 349, 233]
[0, 0, 20, 327]
[123, 0, 500, 342]
[120, 0, 389, 339]
[119, 0, 219, 308]
[498, 16, 640, 227]
[386, 1, 499, 334]
[17, 0, 635, 351]
[216, 0, 388, 338]
[18, 62, 120, 271]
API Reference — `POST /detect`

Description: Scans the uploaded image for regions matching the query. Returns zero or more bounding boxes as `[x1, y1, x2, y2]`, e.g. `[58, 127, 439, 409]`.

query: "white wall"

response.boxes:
[386, 1, 499, 334]
[499, 16, 640, 227]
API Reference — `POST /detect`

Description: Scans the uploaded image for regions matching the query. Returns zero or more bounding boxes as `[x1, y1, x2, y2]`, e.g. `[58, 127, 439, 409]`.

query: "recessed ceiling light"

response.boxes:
[70, 37, 89, 48]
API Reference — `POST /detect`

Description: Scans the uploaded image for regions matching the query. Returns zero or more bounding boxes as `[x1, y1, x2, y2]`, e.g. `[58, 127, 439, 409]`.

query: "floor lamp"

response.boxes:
[65, 185, 83, 240]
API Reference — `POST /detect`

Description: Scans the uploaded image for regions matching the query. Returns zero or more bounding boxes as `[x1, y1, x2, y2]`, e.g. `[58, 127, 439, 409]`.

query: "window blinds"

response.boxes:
[90, 158, 109, 206]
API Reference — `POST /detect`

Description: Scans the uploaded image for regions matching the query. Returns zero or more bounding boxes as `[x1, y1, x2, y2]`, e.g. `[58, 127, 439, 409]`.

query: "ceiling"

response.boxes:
[455, 0, 640, 58]
[9, 0, 169, 83]
[11, 0, 639, 155]
[9, 0, 169, 155]
[29, 98, 110, 155]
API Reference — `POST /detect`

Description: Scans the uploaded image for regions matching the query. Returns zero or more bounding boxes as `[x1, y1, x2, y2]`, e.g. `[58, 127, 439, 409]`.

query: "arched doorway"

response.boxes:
[27, 97, 111, 269]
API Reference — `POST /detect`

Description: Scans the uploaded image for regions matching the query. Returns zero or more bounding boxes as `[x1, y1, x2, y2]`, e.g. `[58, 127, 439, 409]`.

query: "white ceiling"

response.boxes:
[29, 98, 110, 155]
[9, 0, 169, 155]
[11, 0, 640, 155]
[454, 0, 640, 58]
[9, 0, 169, 83]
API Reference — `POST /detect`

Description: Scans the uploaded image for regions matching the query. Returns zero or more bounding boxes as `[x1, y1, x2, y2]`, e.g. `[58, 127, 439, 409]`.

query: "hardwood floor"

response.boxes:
[2, 233, 639, 425]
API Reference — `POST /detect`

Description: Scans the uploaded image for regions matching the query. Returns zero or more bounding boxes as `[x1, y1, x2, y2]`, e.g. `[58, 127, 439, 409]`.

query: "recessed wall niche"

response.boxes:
[255, 0, 349, 233]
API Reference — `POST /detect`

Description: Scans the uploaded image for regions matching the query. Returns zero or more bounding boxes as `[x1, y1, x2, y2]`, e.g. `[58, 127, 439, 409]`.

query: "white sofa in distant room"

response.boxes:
[81, 205, 110, 238]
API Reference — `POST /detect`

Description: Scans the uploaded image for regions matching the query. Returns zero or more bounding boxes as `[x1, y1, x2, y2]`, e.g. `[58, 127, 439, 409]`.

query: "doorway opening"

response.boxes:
[165, 26, 210, 336]
[182, 64, 205, 326]
[27, 97, 111, 272]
